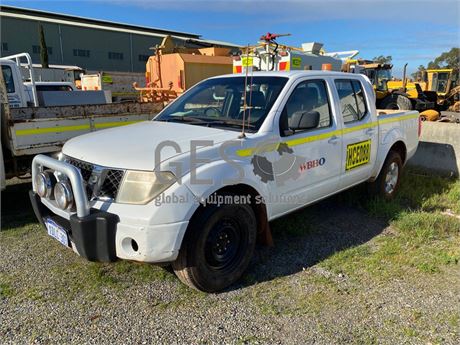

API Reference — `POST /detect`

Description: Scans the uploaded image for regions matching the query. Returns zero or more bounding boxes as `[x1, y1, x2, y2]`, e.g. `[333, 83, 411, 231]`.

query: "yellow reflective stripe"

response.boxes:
[342, 121, 377, 134]
[285, 129, 341, 148]
[15, 124, 91, 136]
[235, 148, 254, 157]
[235, 114, 418, 157]
[15, 120, 143, 136]
[378, 113, 419, 124]
[94, 120, 142, 129]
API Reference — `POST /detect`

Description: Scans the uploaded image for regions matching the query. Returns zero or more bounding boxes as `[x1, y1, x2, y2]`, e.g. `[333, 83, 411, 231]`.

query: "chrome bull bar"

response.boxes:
[32, 154, 90, 218]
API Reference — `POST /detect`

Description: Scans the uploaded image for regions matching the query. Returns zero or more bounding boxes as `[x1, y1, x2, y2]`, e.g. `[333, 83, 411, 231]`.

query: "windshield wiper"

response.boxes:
[203, 119, 256, 129]
[158, 116, 256, 129]
[159, 116, 206, 123]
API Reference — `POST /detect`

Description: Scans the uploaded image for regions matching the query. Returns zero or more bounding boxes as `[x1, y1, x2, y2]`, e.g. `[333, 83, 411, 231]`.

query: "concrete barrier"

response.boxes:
[407, 122, 460, 178]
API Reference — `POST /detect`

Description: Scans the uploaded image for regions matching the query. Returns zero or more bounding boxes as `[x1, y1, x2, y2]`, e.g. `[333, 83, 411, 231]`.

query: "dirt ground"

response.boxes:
[1, 173, 459, 344]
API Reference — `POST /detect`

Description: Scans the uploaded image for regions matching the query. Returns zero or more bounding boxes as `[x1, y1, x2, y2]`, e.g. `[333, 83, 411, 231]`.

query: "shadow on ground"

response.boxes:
[238, 193, 387, 289]
[1, 180, 35, 229]
[234, 171, 457, 290]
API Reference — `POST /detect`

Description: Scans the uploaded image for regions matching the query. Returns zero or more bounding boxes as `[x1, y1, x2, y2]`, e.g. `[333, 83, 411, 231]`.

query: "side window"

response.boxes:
[352, 80, 367, 116]
[1, 65, 15, 93]
[281, 80, 332, 136]
[335, 79, 368, 123]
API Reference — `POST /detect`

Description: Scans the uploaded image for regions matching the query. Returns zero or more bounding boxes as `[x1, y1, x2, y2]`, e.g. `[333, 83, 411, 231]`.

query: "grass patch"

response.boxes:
[321, 171, 460, 279]
[113, 261, 176, 283]
[247, 276, 345, 317]
[0, 282, 14, 299]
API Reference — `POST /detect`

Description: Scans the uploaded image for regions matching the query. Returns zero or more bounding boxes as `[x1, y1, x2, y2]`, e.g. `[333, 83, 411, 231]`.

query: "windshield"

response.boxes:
[155, 76, 288, 132]
[436, 72, 449, 93]
[364, 68, 391, 91]
[375, 69, 392, 91]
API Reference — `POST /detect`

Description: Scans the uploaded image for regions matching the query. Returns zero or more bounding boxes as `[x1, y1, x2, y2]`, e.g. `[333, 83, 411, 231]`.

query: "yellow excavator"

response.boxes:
[343, 60, 435, 112]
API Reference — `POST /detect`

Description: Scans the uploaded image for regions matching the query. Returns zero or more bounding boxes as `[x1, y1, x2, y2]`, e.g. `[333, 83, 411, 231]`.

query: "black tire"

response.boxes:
[172, 195, 257, 292]
[381, 94, 413, 110]
[368, 151, 403, 200]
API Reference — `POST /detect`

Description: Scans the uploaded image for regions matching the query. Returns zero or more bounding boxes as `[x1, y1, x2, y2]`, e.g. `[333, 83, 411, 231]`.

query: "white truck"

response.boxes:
[30, 71, 420, 292]
[0, 53, 162, 189]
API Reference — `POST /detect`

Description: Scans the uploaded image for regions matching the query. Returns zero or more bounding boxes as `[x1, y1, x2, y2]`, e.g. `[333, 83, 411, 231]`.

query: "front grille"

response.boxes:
[99, 169, 125, 199]
[65, 157, 93, 181]
[64, 156, 124, 201]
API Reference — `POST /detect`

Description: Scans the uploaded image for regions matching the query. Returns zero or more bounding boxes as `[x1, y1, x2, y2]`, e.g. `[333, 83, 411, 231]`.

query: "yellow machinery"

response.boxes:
[388, 69, 459, 112]
[343, 59, 435, 111]
[343, 60, 394, 103]
[344, 59, 441, 114]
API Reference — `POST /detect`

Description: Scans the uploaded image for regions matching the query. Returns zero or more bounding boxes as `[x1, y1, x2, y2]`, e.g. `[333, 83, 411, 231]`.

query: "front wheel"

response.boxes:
[368, 151, 403, 199]
[172, 197, 257, 292]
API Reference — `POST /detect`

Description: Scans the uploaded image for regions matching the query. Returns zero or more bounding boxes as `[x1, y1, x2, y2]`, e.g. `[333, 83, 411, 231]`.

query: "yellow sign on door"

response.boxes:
[346, 140, 371, 170]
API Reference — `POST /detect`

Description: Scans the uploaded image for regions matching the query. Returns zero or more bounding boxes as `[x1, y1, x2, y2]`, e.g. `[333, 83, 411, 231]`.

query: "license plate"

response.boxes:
[45, 218, 69, 247]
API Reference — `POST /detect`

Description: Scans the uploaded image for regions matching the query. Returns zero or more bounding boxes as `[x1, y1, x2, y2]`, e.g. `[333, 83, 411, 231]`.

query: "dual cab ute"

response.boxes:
[30, 71, 420, 292]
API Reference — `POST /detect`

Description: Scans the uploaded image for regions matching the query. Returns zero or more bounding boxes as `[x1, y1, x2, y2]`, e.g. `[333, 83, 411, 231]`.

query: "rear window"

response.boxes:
[335, 79, 368, 123]
[36, 85, 73, 92]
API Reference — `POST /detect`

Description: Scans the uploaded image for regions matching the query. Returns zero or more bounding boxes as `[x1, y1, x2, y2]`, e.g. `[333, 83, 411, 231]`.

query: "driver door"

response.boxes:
[270, 78, 343, 217]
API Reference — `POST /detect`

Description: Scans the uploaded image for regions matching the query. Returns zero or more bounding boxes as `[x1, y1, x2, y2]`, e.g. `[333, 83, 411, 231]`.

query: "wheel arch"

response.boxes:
[370, 139, 407, 181]
[187, 183, 273, 247]
[390, 140, 407, 164]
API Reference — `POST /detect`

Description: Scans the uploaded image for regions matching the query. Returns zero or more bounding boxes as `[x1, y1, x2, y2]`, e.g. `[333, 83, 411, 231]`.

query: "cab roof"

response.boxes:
[208, 70, 367, 80]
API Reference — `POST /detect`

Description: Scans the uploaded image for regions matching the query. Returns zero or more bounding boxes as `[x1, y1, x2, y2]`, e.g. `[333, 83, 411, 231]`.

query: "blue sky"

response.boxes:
[2, 0, 459, 76]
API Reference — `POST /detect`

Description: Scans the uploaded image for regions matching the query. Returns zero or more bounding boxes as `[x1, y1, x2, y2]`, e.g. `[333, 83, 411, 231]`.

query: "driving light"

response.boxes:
[34, 171, 56, 199]
[116, 171, 176, 205]
[54, 180, 74, 210]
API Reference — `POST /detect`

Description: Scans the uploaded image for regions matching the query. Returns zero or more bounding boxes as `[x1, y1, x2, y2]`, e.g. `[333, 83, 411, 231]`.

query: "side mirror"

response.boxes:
[289, 110, 320, 132]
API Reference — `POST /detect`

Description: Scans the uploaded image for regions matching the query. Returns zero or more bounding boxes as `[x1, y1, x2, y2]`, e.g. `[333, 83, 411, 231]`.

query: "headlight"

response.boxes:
[34, 171, 56, 198]
[54, 180, 74, 210]
[116, 171, 176, 205]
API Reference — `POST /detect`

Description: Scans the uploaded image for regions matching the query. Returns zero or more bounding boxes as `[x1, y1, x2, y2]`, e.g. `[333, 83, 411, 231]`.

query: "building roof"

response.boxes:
[0, 5, 202, 39]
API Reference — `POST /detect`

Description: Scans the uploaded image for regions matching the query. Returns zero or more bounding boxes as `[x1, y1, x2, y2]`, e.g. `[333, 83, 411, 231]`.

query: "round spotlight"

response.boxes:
[54, 180, 74, 210]
[34, 171, 56, 198]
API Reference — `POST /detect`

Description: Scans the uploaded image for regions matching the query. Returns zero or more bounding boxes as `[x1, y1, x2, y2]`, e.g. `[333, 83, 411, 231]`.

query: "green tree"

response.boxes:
[39, 24, 49, 68]
[373, 55, 392, 64]
[412, 65, 426, 79]
[427, 48, 459, 70]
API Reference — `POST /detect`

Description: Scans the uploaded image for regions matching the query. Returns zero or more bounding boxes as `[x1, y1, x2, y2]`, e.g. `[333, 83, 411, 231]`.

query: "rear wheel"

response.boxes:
[172, 196, 257, 292]
[368, 151, 403, 199]
[381, 94, 413, 110]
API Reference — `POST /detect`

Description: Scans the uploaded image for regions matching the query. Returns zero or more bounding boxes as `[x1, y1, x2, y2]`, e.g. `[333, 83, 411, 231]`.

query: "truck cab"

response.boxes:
[1, 58, 30, 108]
[29, 71, 420, 292]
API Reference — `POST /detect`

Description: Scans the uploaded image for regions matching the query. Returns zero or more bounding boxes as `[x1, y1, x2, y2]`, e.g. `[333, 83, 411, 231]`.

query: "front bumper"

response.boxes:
[30, 191, 119, 262]
[30, 190, 189, 263]
[30, 154, 192, 264]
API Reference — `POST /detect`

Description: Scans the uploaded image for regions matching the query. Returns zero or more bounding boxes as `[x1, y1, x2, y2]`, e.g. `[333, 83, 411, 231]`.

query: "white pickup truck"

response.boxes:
[30, 71, 420, 292]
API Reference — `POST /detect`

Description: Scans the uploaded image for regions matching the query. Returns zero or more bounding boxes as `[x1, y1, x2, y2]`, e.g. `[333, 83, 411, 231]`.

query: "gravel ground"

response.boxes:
[1, 179, 459, 344]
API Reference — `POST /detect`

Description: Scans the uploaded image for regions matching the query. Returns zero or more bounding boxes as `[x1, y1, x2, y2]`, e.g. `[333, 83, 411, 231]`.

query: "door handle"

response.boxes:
[365, 128, 376, 136]
[328, 135, 340, 144]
